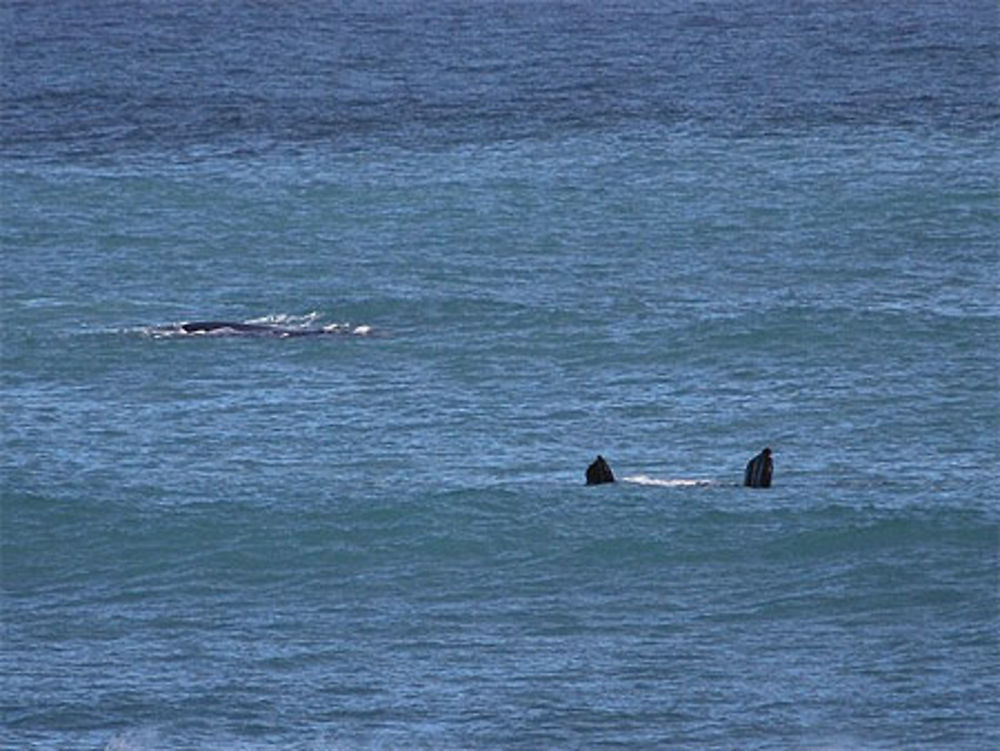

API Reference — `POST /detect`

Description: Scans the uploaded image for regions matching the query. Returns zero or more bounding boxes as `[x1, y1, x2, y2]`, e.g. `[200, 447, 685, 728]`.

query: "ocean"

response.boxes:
[1, 1, 998, 749]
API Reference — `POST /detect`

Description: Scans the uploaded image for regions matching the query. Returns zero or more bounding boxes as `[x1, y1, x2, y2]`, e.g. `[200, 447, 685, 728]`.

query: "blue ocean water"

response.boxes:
[2, 1, 998, 749]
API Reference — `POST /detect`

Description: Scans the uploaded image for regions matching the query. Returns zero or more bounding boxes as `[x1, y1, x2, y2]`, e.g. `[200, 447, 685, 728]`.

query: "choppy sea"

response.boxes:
[2, 1, 998, 749]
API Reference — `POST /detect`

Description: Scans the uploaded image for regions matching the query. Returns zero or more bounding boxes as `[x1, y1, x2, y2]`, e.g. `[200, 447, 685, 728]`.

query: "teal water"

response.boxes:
[2, 1, 998, 749]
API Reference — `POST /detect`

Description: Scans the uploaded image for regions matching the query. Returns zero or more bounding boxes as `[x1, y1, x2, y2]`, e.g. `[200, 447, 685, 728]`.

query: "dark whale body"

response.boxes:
[180, 320, 333, 337]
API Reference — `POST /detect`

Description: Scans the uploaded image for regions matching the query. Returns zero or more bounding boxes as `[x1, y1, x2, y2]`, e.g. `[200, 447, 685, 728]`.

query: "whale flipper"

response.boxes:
[743, 447, 773, 488]
[586, 455, 616, 485]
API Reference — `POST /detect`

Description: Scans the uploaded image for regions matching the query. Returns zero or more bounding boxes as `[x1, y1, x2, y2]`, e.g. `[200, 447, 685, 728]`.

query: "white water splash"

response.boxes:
[622, 474, 715, 488]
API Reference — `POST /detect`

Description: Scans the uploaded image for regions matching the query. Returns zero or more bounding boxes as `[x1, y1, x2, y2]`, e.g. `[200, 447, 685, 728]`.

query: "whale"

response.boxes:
[181, 321, 278, 334]
[176, 320, 369, 337]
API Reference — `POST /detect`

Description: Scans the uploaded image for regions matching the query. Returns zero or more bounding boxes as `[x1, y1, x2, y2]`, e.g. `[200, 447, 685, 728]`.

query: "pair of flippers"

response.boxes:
[585, 448, 773, 488]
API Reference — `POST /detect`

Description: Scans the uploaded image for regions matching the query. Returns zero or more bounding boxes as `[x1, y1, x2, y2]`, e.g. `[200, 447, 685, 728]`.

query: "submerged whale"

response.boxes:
[181, 321, 279, 335]
[177, 320, 370, 337]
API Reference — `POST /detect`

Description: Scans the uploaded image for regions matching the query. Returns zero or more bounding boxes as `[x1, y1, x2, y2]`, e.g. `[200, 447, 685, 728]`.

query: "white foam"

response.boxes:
[248, 311, 321, 326]
[622, 474, 714, 487]
[104, 728, 162, 751]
